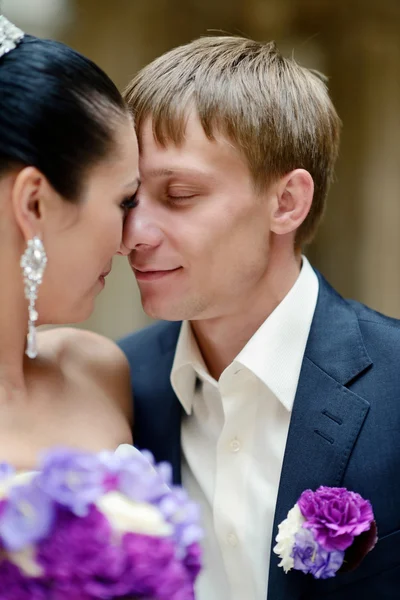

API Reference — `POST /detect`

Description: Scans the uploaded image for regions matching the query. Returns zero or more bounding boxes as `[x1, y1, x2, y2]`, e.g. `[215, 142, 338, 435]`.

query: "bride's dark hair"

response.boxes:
[0, 35, 128, 200]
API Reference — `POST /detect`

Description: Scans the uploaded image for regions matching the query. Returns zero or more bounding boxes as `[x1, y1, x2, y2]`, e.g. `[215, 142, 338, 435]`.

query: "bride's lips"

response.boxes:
[98, 269, 111, 286]
[133, 267, 182, 281]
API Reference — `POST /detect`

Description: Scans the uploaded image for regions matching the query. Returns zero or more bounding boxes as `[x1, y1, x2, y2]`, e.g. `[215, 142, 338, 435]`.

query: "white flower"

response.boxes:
[1, 473, 42, 577]
[273, 503, 305, 573]
[0, 471, 35, 500]
[113, 444, 144, 460]
[8, 545, 43, 577]
[96, 491, 172, 537]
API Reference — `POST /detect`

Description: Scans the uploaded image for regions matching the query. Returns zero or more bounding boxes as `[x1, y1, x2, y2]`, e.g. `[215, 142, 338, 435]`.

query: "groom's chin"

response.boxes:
[140, 293, 205, 322]
[141, 301, 182, 322]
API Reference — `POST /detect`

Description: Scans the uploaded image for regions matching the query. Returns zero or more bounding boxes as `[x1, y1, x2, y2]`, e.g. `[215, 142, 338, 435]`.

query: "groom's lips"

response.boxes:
[133, 266, 182, 282]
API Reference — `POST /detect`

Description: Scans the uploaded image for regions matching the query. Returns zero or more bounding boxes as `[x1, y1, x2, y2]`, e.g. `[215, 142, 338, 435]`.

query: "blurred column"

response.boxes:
[299, 1, 400, 316]
[354, 20, 400, 316]
[67, 0, 245, 88]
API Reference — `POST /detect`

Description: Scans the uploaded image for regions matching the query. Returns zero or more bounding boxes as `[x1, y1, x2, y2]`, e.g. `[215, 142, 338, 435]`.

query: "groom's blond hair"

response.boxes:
[124, 36, 341, 247]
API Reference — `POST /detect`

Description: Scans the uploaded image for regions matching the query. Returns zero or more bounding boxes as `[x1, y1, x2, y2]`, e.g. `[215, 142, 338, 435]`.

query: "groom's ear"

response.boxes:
[269, 169, 314, 236]
[11, 166, 53, 241]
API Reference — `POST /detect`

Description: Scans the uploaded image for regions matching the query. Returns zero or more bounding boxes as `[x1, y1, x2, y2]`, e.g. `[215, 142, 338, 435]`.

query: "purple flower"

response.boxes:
[341, 520, 378, 573]
[99, 446, 170, 504]
[118, 532, 194, 600]
[37, 505, 114, 582]
[0, 447, 202, 598]
[38, 506, 194, 600]
[0, 481, 55, 551]
[0, 560, 47, 600]
[37, 448, 105, 516]
[184, 542, 203, 583]
[158, 486, 203, 559]
[0, 463, 15, 481]
[298, 486, 375, 552]
[99, 446, 203, 572]
[292, 528, 344, 579]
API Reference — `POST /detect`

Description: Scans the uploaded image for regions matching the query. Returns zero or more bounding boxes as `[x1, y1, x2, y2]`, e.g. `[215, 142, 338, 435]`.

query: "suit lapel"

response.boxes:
[267, 273, 372, 600]
[133, 322, 183, 484]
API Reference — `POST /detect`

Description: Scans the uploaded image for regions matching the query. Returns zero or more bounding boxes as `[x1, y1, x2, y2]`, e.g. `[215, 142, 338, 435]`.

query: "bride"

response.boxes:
[0, 17, 139, 469]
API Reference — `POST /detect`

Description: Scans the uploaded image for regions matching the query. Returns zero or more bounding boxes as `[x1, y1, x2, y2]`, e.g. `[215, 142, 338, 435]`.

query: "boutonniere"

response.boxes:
[273, 486, 377, 579]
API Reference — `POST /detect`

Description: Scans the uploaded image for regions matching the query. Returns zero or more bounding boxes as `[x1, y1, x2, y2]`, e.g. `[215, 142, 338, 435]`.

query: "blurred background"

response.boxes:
[3, 0, 400, 339]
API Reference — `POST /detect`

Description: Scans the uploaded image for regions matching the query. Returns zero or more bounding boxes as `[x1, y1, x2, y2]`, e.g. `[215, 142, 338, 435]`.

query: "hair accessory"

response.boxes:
[0, 14, 24, 60]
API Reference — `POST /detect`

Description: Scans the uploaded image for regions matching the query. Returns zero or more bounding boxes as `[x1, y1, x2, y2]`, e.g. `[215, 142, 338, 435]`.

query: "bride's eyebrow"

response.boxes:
[123, 177, 141, 189]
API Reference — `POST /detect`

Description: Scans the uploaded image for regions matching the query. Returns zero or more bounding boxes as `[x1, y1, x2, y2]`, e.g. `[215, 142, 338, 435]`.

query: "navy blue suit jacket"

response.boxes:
[119, 271, 400, 599]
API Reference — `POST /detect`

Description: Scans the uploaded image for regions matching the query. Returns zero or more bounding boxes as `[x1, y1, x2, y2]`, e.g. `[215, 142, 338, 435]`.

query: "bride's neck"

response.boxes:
[0, 185, 32, 390]
[0, 256, 30, 391]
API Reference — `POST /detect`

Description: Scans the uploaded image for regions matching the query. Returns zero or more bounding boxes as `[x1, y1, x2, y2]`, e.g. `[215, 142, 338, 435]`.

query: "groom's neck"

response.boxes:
[190, 251, 301, 380]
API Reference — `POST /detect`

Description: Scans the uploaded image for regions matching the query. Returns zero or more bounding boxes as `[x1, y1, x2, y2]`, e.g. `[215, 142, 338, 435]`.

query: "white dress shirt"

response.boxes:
[170, 257, 319, 600]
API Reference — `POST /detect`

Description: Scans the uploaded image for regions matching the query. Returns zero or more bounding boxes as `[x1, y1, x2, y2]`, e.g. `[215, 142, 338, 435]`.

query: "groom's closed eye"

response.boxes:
[164, 182, 210, 205]
[166, 189, 198, 203]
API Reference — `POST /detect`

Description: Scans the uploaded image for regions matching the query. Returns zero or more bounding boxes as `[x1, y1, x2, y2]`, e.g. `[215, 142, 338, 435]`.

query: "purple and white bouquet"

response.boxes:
[0, 445, 202, 600]
[273, 486, 377, 579]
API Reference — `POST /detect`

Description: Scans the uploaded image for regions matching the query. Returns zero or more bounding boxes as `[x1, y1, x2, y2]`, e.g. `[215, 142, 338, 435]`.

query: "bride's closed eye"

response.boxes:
[120, 194, 139, 214]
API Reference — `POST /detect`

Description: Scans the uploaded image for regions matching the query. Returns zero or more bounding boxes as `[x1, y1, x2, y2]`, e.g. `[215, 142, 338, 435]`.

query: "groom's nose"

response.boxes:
[120, 201, 163, 254]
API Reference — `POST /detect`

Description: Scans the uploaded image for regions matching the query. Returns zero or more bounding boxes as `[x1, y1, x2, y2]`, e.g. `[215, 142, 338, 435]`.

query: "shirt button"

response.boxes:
[230, 438, 241, 453]
[227, 532, 238, 547]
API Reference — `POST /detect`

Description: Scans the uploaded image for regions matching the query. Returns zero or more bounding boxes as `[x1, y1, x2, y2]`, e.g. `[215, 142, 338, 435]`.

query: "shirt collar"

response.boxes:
[235, 256, 319, 411]
[170, 320, 209, 415]
[171, 256, 319, 414]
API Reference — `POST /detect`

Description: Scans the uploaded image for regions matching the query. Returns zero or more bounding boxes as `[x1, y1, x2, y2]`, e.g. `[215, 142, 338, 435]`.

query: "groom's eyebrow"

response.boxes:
[146, 167, 215, 181]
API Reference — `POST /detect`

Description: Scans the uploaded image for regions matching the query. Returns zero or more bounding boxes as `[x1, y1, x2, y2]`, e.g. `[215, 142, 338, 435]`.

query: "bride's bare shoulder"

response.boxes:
[38, 328, 132, 422]
[39, 327, 128, 365]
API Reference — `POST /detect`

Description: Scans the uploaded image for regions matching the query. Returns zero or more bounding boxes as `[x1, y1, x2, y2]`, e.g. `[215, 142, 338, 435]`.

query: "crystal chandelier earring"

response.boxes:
[20, 237, 47, 359]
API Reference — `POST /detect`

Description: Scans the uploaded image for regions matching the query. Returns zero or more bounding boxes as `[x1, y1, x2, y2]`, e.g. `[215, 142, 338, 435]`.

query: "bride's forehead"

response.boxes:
[80, 125, 138, 188]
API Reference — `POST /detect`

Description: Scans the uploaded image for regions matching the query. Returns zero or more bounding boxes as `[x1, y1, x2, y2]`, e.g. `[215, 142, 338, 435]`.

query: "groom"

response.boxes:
[118, 37, 400, 599]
